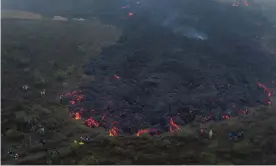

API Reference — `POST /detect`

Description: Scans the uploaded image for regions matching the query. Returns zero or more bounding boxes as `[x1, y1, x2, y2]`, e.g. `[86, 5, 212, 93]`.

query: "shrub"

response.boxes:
[33, 70, 47, 87]
[55, 70, 68, 82]
[5, 129, 25, 141]
[199, 152, 217, 164]
[66, 65, 76, 75]
[78, 155, 99, 165]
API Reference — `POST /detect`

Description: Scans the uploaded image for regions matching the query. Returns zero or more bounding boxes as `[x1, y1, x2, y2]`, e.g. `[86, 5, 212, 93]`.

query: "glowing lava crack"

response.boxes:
[60, 80, 274, 137]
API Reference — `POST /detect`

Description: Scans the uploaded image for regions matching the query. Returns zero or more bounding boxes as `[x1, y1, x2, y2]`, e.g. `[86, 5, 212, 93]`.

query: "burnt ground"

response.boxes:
[64, 0, 276, 136]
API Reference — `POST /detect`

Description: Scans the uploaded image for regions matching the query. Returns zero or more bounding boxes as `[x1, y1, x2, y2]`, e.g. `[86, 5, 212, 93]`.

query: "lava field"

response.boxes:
[62, 0, 276, 136]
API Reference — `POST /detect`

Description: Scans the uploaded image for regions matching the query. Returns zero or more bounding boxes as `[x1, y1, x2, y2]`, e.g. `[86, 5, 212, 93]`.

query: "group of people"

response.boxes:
[22, 84, 46, 96]
[8, 150, 19, 161]
[228, 131, 244, 141]
[200, 128, 245, 142]
[200, 128, 214, 139]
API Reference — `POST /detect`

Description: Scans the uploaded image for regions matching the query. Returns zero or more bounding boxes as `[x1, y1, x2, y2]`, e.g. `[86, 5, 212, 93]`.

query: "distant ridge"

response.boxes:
[1, 10, 42, 20]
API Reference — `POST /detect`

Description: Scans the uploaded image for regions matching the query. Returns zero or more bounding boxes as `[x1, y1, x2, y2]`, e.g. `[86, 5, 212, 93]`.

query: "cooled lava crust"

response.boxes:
[63, 0, 276, 136]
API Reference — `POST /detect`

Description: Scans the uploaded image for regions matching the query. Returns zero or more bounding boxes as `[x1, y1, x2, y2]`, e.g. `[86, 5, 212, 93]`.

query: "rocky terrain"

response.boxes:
[64, 0, 276, 136]
[1, 0, 276, 164]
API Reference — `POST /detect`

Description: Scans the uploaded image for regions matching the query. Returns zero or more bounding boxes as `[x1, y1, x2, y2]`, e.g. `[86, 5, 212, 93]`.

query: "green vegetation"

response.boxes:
[1, 18, 120, 164]
[1, 2, 276, 164]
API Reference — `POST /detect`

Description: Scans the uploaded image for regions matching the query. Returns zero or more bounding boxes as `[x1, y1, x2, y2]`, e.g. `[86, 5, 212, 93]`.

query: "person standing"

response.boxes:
[200, 128, 204, 137]
[209, 129, 213, 139]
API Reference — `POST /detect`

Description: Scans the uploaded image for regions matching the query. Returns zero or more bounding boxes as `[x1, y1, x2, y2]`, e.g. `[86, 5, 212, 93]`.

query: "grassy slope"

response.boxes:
[1, 7, 276, 165]
[1, 18, 121, 164]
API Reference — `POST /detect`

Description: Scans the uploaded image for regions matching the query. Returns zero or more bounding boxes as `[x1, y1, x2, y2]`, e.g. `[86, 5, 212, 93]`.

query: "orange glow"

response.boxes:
[240, 109, 248, 115]
[257, 82, 273, 97]
[222, 115, 230, 120]
[86, 117, 99, 128]
[101, 113, 107, 121]
[264, 99, 272, 105]
[75, 112, 80, 120]
[136, 129, 151, 136]
[169, 117, 180, 133]
[109, 126, 118, 136]
[64, 90, 78, 97]
[76, 95, 84, 102]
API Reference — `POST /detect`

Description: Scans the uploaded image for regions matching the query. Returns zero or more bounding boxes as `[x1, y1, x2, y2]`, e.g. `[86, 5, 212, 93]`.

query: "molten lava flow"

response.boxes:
[136, 128, 158, 136]
[76, 95, 84, 102]
[136, 129, 151, 136]
[86, 117, 99, 128]
[257, 82, 272, 97]
[240, 109, 248, 115]
[109, 121, 118, 136]
[222, 114, 230, 120]
[113, 74, 120, 79]
[201, 115, 213, 123]
[75, 112, 80, 120]
[169, 117, 180, 133]
[101, 113, 107, 121]
[62, 90, 82, 97]
[109, 126, 118, 136]
[128, 12, 134, 17]
[64, 90, 77, 97]
[264, 99, 272, 105]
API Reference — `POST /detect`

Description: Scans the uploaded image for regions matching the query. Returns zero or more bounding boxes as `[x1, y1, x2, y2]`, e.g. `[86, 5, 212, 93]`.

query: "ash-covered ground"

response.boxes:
[65, 0, 276, 135]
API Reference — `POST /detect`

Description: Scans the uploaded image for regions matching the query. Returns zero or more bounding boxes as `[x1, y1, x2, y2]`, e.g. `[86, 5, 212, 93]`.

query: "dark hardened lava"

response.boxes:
[66, 1, 276, 135]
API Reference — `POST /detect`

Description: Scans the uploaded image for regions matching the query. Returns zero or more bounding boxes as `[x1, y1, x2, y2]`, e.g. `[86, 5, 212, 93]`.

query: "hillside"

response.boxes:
[1, 10, 42, 20]
[1, 18, 121, 164]
[1, 0, 276, 164]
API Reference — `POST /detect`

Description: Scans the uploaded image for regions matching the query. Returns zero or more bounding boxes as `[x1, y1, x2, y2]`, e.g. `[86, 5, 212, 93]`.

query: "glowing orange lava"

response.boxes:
[136, 129, 151, 136]
[76, 95, 84, 102]
[257, 82, 273, 97]
[86, 117, 99, 128]
[169, 117, 180, 133]
[75, 112, 80, 120]
[64, 90, 78, 97]
[240, 109, 248, 115]
[222, 115, 230, 120]
[109, 126, 118, 136]
[264, 99, 272, 105]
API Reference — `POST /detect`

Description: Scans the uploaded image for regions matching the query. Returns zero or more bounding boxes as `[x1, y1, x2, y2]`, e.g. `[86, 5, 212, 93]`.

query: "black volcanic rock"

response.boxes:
[71, 0, 276, 135]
